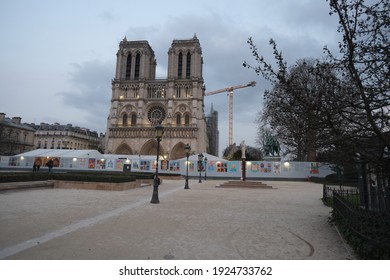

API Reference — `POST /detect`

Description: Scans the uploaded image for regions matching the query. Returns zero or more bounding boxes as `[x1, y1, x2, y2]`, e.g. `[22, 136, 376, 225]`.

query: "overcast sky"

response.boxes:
[0, 0, 341, 156]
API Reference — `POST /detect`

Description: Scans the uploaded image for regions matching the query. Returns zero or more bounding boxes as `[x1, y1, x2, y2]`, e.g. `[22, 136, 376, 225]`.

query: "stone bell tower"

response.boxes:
[105, 35, 208, 159]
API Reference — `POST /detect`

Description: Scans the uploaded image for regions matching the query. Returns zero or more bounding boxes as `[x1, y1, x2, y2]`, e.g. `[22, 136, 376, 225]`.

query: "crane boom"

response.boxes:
[205, 81, 256, 146]
[205, 81, 256, 96]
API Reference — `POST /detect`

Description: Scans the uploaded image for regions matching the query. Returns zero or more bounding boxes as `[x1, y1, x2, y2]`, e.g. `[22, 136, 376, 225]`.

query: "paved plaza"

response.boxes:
[0, 179, 355, 260]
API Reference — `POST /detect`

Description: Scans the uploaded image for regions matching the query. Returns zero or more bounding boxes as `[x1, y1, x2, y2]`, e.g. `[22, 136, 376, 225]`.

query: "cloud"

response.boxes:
[98, 11, 115, 23]
[57, 60, 114, 132]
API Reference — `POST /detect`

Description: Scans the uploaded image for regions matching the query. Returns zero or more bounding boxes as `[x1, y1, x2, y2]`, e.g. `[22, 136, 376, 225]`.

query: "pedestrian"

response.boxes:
[47, 159, 54, 172]
[33, 162, 37, 172]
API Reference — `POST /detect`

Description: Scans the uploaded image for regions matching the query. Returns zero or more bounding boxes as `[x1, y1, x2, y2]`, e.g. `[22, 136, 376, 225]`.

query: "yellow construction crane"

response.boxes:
[205, 81, 256, 146]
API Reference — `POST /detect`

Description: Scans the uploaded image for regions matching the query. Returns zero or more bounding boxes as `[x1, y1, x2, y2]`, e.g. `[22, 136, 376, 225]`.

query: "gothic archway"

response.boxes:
[171, 142, 187, 160]
[115, 143, 133, 155]
[140, 139, 165, 156]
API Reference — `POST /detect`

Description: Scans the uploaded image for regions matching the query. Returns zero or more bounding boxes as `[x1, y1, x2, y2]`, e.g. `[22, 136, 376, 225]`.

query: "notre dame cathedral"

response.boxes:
[105, 35, 217, 160]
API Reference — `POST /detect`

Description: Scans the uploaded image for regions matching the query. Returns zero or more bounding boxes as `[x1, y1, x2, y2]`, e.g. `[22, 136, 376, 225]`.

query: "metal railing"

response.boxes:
[332, 190, 390, 254]
[323, 183, 390, 213]
[322, 184, 358, 206]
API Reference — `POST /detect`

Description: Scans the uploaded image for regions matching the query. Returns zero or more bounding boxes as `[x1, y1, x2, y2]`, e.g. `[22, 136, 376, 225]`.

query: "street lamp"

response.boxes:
[184, 143, 191, 189]
[241, 140, 246, 181]
[151, 124, 164, 204]
[198, 153, 204, 183]
[204, 157, 208, 181]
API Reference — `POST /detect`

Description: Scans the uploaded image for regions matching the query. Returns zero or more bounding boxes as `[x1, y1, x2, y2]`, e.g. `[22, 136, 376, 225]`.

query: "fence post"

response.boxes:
[358, 162, 369, 210]
[323, 183, 326, 202]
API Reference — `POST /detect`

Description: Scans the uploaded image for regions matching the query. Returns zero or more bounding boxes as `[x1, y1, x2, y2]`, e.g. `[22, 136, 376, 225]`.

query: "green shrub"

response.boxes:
[332, 210, 390, 259]
[0, 171, 154, 183]
[325, 173, 357, 186]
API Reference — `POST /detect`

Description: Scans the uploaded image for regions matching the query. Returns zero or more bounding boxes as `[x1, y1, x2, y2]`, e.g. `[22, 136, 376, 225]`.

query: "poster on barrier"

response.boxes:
[106, 159, 115, 169]
[88, 158, 96, 169]
[116, 159, 123, 170]
[169, 161, 180, 172]
[217, 162, 227, 172]
[274, 162, 281, 173]
[250, 162, 260, 173]
[228, 162, 238, 172]
[140, 160, 150, 171]
[207, 161, 215, 172]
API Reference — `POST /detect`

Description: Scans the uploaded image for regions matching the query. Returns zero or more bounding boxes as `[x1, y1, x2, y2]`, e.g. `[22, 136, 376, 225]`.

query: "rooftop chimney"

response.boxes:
[12, 117, 22, 125]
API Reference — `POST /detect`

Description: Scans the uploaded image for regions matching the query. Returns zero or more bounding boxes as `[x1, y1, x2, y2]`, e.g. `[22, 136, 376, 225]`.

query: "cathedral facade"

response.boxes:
[105, 35, 209, 160]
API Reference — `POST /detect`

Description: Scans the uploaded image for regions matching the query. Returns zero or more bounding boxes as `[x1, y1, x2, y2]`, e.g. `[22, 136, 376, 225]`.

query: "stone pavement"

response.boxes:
[0, 179, 355, 260]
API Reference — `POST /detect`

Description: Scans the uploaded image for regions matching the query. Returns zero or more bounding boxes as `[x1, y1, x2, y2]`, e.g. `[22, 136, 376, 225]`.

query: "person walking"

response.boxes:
[47, 159, 54, 172]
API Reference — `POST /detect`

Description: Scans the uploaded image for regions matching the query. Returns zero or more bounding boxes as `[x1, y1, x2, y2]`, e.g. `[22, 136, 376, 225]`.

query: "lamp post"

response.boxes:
[241, 140, 246, 181]
[151, 124, 164, 204]
[198, 153, 204, 183]
[204, 157, 208, 181]
[184, 143, 191, 189]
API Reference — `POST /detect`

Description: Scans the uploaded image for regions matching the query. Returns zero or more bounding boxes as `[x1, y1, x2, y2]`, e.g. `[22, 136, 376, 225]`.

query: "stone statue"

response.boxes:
[241, 140, 246, 159]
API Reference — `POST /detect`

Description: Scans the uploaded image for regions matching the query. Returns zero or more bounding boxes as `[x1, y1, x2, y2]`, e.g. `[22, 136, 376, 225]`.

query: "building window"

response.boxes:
[125, 54, 132, 80]
[133, 87, 139, 98]
[185, 113, 190, 126]
[185, 86, 191, 98]
[123, 114, 128, 126]
[178, 52, 183, 79]
[147, 85, 166, 99]
[134, 53, 140, 80]
[186, 52, 191, 79]
[176, 113, 181, 126]
[131, 113, 137, 126]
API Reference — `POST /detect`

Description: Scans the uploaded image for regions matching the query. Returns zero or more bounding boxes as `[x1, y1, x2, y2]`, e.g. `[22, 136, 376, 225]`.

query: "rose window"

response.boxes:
[147, 106, 166, 124]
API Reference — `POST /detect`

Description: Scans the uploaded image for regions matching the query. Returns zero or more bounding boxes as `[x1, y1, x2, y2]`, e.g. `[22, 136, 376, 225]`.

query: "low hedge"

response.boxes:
[325, 173, 358, 186]
[0, 171, 156, 183]
[332, 210, 390, 259]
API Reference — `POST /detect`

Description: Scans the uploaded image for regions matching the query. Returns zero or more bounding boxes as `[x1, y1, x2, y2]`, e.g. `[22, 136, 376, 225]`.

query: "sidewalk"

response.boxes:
[0, 179, 355, 260]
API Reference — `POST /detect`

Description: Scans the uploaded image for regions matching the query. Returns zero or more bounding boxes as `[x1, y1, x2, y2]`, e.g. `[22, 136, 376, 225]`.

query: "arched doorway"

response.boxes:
[140, 139, 165, 157]
[170, 142, 187, 160]
[115, 143, 133, 155]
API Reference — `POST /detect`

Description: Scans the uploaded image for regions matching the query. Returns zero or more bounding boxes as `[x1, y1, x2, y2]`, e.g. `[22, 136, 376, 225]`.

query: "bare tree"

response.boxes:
[325, 0, 390, 165]
[245, 0, 389, 169]
[244, 41, 342, 161]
